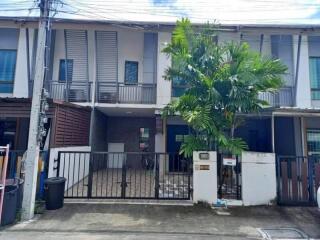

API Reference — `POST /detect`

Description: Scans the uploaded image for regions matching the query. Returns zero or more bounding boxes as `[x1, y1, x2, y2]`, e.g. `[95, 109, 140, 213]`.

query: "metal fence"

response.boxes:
[45, 81, 93, 102]
[217, 154, 242, 200]
[56, 151, 192, 200]
[258, 87, 294, 107]
[36, 81, 157, 104]
[96, 82, 157, 104]
[277, 155, 320, 206]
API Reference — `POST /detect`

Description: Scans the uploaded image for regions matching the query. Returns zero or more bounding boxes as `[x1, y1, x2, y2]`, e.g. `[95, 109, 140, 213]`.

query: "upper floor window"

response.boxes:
[125, 61, 138, 84]
[0, 50, 16, 93]
[172, 76, 188, 97]
[309, 57, 320, 100]
[307, 129, 320, 156]
[59, 59, 73, 82]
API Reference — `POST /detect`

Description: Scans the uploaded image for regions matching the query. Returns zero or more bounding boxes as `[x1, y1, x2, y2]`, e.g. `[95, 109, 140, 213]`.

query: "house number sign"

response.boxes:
[223, 158, 236, 166]
[195, 164, 210, 170]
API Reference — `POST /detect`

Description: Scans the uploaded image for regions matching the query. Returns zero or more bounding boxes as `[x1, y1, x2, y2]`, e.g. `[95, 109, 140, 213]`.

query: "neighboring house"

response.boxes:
[1, 17, 320, 161]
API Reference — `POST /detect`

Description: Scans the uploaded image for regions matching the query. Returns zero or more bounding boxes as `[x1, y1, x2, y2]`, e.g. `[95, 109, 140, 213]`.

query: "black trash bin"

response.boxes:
[1, 185, 18, 226]
[5, 178, 24, 212]
[44, 177, 66, 210]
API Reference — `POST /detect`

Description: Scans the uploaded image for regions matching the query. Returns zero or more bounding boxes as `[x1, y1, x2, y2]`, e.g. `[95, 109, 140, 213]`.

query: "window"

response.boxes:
[172, 76, 188, 97]
[0, 50, 17, 93]
[307, 129, 320, 156]
[171, 57, 188, 97]
[309, 57, 320, 100]
[139, 127, 150, 150]
[125, 61, 138, 84]
[59, 59, 73, 82]
[175, 134, 189, 142]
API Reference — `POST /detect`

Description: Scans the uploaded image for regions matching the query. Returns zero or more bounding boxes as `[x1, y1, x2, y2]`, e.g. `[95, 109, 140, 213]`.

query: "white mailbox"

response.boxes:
[193, 151, 217, 204]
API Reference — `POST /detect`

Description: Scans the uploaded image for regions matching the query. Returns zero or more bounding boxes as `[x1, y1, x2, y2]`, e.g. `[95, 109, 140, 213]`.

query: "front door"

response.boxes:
[167, 125, 189, 171]
[107, 143, 125, 168]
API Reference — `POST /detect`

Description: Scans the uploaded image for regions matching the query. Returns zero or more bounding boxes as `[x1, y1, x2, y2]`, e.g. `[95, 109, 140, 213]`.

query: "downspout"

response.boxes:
[89, 30, 97, 148]
[271, 113, 275, 153]
[294, 35, 302, 107]
[26, 28, 31, 97]
[259, 34, 264, 55]
[64, 30, 69, 101]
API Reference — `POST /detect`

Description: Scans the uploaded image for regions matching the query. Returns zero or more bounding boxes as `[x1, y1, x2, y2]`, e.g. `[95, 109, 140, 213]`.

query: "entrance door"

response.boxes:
[167, 125, 189, 171]
[107, 143, 125, 168]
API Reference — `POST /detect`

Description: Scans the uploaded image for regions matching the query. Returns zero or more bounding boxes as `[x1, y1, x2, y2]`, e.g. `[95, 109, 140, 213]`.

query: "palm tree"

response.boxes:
[162, 18, 287, 157]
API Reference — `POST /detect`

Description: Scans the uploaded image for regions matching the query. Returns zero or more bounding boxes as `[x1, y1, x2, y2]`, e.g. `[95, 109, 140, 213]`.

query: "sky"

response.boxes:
[1, 0, 320, 25]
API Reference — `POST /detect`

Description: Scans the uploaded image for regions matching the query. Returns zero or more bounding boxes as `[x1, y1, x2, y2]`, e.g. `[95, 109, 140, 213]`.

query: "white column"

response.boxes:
[156, 32, 172, 108]
[261, 34, 272, 56]
[193, 151, 217, 204]
[87, 29, 96, 105]
[13, 28, 29, 97]
[155, 118, 167, 174]
[293, 35, 311, 108]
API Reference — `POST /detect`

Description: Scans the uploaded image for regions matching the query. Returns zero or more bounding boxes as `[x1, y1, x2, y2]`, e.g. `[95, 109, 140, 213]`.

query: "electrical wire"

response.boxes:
[1, 0, 320, 25]
[53, 0, 320, 24]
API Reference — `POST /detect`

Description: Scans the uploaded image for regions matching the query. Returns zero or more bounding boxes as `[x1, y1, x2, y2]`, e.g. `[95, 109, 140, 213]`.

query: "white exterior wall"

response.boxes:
[293, 35, 312, 108]
[156, 32, 172, 108]
[52, 29, 65, 81]
[118, 29, 144, 83]
[218, 31, 240, 43]
[13, 28, 29, 97]
[48, 146, 91, 190]
[241, 151, 277, 206]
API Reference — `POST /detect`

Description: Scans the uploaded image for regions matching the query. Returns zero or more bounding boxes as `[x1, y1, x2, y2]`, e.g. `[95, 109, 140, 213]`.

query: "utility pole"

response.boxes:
[22, 0, 51, 220]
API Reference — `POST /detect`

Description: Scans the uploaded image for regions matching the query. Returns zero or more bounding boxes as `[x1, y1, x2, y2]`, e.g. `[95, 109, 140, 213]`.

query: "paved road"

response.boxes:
[1, 203, 319, 240]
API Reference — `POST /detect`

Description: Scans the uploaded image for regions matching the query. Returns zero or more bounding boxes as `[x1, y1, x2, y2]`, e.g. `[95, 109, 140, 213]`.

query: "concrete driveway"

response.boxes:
[1, 203, 320, 240]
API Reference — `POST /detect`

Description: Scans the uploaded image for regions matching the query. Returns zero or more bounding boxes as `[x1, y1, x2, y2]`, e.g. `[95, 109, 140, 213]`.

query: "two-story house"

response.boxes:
[1, 17, 320, 166]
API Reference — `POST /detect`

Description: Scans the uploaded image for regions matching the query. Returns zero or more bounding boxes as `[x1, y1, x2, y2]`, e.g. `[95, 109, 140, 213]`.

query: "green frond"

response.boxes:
[161, 18, 287, 155]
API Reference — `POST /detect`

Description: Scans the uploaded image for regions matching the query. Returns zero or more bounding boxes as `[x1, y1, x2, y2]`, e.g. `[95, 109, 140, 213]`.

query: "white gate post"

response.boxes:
[193, 151, 217, 204]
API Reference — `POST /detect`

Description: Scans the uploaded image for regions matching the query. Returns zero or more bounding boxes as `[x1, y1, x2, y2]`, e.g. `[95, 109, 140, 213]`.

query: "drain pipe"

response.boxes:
[317, 186, 320, 208]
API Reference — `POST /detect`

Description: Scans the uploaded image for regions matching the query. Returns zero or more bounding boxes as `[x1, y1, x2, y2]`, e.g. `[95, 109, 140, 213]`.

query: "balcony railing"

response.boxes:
[39, 81, 157, 104]
[96, 82, 157, 104]
[44, 81, 93, 103]
[259, 87, 294, 107]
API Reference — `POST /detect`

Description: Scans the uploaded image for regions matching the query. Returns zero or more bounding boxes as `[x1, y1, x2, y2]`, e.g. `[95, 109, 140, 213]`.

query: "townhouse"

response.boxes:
[1, 18, 320, 202]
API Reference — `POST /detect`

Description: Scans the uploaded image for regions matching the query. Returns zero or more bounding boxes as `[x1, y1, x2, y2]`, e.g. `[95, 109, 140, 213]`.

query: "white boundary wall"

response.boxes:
[241, 151, 276, 206]
[48, 146, 91, 190]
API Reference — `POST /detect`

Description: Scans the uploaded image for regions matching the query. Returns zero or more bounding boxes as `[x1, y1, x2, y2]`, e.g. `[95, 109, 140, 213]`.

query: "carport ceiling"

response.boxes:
[96, 107, 156, 117]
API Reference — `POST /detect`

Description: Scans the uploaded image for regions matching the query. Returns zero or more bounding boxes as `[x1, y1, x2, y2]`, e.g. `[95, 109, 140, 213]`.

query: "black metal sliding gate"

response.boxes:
[55, 151, 192, 200]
